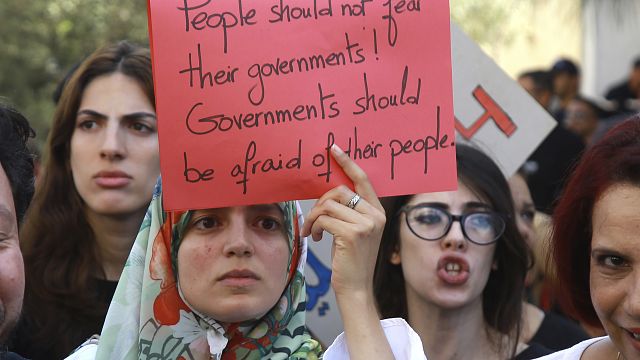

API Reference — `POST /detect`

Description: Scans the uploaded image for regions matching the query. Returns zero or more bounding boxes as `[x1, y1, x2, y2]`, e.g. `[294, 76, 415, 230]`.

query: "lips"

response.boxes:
[436, 255, 470, 285]
[218, 269, 260, 287]
[625, 328, 640, 351]
[93, 170, 132, 188]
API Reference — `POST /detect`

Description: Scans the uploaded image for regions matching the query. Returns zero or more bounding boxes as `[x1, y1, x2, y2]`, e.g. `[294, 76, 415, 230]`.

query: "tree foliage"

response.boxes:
[0, 0, 149, 146]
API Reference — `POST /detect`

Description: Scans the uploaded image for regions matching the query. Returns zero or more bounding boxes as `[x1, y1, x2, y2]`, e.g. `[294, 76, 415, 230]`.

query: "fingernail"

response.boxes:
[331, 144, 344, 156]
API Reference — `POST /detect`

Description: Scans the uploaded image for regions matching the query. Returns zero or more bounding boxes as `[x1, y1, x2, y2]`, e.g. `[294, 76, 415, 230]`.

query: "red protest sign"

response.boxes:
[148, 0, 456, 210]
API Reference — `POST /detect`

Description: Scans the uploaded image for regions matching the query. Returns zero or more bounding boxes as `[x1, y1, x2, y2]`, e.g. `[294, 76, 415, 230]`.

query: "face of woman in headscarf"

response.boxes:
[590, 183, 640, 358]
[177, 204, 290, 323]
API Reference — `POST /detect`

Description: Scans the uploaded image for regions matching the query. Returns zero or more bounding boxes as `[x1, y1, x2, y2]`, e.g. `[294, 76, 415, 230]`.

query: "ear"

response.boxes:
[390, 246, 401, 265]
[491, 259, 498, 271]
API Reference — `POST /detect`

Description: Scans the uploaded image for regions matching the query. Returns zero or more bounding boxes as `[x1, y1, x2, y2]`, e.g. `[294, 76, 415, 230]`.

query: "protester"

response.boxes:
[13, 41, 159, 359]
[509, 172, 589, 351]
[65, 144, 425, 360]
[517, 70, 584, 213]
[0, 105, 35, 359]
[605, 56, 640, 114]
[374, 144, 549, 359]
[549, 59, 581, 122]
[534, 116, 640, 359]
[563, 96, 601, 146]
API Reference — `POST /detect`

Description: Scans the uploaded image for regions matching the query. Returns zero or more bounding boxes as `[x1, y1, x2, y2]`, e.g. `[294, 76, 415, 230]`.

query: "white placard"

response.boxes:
[451, 23, 556, 177]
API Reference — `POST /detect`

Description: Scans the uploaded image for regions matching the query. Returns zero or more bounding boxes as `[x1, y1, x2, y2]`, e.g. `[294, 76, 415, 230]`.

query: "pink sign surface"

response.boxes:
[148, 0, 456, 210]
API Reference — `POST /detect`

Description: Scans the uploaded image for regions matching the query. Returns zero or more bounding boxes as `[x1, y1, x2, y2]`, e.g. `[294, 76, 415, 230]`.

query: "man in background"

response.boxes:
[605, 56, 640, 114]
[549, 58, 581, 122]
[518, 70, 584, 213]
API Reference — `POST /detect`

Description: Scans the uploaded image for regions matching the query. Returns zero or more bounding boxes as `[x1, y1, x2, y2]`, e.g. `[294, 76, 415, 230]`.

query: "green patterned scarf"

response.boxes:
[95, 180, 321, 359]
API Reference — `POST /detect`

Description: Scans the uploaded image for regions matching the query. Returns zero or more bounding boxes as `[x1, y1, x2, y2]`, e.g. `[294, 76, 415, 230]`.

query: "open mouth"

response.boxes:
[436, 256, 470, 285]
[445, 262, 462, 275]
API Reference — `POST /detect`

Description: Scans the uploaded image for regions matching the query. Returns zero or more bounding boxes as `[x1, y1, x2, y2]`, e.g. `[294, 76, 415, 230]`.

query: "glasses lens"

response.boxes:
[407, 206, 449, 240]
[463, 213, 505, 244]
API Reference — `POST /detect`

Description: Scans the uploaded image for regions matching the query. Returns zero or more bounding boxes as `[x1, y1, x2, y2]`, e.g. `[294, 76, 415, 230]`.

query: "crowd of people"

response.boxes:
[0, 40, 639, 360]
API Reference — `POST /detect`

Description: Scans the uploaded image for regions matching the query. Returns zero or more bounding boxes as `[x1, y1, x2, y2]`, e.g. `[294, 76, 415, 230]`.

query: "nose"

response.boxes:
[222, 211, 254, 257]
[440, 220, 467, 251]
[100, 121, 126, 160]
[624, 269, 640, 319]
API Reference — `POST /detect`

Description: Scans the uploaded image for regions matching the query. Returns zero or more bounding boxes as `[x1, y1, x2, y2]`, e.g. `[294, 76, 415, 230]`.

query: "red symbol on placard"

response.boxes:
[455, 85, 517, 139]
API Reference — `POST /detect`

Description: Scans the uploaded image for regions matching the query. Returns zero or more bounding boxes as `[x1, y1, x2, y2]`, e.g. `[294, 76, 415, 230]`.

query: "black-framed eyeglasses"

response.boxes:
[398, 204, 505, 245]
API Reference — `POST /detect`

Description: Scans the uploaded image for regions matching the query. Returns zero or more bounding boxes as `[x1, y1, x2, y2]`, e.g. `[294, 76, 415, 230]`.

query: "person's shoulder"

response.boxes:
[63, 336, 99, 360]
[531, 336, 606, 360]
[605, 81, 630, 99]
[322, 318, 427, 360]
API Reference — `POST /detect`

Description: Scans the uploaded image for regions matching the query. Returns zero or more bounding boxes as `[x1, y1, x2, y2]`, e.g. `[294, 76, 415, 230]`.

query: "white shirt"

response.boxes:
[66, 318, 427, 360]
[532, 336, 606, 360]
[323, 318, 427, 360]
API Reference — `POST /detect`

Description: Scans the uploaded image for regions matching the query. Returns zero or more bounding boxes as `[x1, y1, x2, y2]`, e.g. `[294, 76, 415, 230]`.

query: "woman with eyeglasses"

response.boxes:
[374, 144, 551, 359]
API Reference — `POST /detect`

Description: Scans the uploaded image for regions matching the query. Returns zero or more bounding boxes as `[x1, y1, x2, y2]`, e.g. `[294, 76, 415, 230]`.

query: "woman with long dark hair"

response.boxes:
[14, 41, 160, 359]
[374, 144, 544, 359]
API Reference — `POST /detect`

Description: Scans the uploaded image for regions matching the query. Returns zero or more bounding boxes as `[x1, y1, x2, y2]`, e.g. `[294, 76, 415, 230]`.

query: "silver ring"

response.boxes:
[346, 193, 361, 210]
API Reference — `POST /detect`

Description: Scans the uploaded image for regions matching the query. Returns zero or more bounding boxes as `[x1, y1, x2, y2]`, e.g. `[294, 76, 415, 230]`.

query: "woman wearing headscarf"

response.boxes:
[68, 144, 425, 359]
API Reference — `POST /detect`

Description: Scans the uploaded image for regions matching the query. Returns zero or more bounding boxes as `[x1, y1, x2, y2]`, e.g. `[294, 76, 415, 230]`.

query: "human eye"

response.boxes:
[520, 209, 535, 225]
[128, 120, 155, 134]
[412, 208, 444, 226]
[596, 254, 629, 269]
[468, 213, 493, 229]
[77, 119, 99, 131]
[256, 216, 283, 232]
[192, 215, 220, 230]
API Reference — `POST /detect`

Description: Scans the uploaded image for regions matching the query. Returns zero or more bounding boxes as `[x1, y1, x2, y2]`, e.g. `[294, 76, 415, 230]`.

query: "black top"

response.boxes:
[525, 125, 585, 213]
[515, 342, 552, 359]
[0, 350, 28, 360]
[10, 279, 117, 360]
[530, 312, 590, 351]
[606, 80, 637, 113]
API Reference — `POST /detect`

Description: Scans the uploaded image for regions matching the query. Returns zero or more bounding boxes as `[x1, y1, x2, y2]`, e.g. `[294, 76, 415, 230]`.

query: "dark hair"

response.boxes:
[518, 70, 553, 94]
[19, 41, 153, 358]
[0, 105, 35, 224]
[551, 115, 640, 327]
[633, 56, 640, 69]
[551, 58, 580, 77]
[374, 144, 529, 356]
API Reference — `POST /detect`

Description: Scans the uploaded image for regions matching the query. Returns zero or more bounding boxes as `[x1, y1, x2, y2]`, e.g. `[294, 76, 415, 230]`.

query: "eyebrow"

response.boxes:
[412, 201, 492, 211]
[591, 247, 627, 258]
[77, 109, 157, 121]
[193, 204, 283, 215]
[462, 202, 491, 211]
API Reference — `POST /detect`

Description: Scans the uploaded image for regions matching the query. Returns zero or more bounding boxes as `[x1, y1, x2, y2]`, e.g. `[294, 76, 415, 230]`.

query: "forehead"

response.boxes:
[591, 184, 640, 249]
[79, 72, 152, 111]
[408, 181, 483, 207]
[508, 175, 532, 204]
[0, 165, 17, 230]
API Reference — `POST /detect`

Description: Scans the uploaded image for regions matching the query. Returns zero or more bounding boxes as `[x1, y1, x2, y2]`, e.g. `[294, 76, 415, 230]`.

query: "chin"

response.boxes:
[89, 199, 148, 217]
[199, 299, 272, 323]
[429, 292, 475, 310]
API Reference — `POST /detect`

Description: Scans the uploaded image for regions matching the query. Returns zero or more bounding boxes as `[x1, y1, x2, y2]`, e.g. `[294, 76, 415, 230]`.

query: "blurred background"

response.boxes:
[0, 0, 638, 149]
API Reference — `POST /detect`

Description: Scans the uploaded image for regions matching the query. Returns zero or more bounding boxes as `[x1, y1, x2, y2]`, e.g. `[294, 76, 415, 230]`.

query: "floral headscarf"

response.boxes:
[95, 179, 321, 359]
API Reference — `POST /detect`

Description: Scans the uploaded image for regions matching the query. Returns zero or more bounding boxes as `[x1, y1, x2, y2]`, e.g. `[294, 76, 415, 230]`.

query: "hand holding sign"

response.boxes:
[301, 143, 394, 360]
